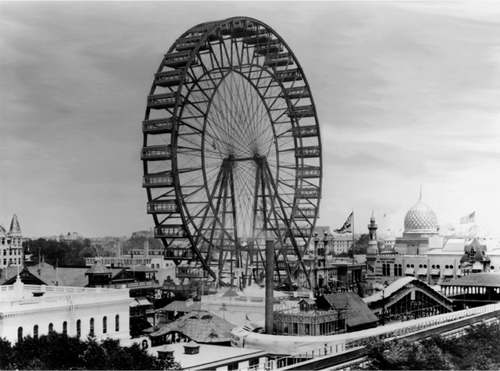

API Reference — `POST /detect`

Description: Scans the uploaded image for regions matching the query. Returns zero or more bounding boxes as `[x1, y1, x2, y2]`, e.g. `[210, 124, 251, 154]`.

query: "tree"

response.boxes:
[365, 322, 500, 370]
[0, 331, 181, 370]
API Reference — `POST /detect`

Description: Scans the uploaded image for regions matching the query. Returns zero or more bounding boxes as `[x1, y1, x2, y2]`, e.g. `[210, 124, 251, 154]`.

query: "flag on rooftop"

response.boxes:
[460, 211, 475, 224]
[334, 212, 353, 234]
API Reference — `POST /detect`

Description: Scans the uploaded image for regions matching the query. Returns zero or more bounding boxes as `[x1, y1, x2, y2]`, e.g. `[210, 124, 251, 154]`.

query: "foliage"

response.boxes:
[0, 331, 181, 370]
[23, 235, 162, 267]
[365, 321, 500, 370]
[23, 238, 94, 266]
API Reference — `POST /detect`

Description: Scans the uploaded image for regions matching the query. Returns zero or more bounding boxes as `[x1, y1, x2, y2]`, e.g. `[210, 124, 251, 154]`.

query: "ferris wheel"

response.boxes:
[141, 17, 322, 288]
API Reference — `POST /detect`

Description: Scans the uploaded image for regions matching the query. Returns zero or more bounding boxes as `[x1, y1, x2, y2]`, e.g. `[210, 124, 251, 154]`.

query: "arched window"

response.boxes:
[77, 320, 81, 338]
[382, 264, 386, 276]
[48, 323, 53, 332]
[90, 318, 94, 336]
[18, 327, 23, 342]
[115, 315, 120, 332]
[103, 316, 107, 334]
[33, 325, 38, 339]
[394, 264, 398, 276]
[399, 264, 403, 276]
[63, 321, 67, 335]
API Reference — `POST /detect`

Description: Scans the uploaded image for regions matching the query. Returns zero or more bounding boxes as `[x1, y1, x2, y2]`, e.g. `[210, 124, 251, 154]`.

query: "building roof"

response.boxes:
[1, 263, 88, 287]
[150, 310, 236, 343]
[130, 264, 158, 273]
[442, 238, 466, 252]
[404, 197, 438, 233]
[364, 277, 450, 305]
[9, 214, 22, 235]
[320, 292, 379, 329]
[441, 273, 500, 288]
[158, 300, 201, 312]
[85, 260, 112, 275]
[147, 342, 266, 370]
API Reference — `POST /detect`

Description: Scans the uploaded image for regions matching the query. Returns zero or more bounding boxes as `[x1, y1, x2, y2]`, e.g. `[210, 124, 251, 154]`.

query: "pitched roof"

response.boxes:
[222, 288, 239, 297]
[9, 214, 22, 235]
[85, 260, 112, 275]
[150, 310, 236, 343]
[321, 292, 379, 329]
[1, 263, 88, 287]
[158, 300, 201, 312]
[2, 266, 46, 285]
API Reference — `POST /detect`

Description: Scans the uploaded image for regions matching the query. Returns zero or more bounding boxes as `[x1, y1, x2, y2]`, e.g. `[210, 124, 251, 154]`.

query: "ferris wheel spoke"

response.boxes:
[143, 18, 321, 287]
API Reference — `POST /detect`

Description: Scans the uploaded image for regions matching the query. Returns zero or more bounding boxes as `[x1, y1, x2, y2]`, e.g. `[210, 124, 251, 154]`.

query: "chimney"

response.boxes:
[144, 238, 149, 259]
[183, 343, 200, 354]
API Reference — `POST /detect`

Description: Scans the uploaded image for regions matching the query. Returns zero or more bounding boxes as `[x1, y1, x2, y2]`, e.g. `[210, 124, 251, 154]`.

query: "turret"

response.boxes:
[367, 211, 378, 255]
[9, 214, 22, 236]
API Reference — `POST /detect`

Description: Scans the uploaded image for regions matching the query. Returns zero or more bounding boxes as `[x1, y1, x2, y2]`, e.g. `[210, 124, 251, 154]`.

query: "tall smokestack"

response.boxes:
[265, 239, 274, 334]
[144, 237, 149, 259]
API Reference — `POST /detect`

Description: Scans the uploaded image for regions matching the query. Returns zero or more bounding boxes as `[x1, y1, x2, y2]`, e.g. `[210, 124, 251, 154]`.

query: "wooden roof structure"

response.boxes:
[441, 273, 500, 288]
[158, 300, 201, 313]
[1, 263, 88, 287]
[149, 310, 236, 344]
[317, 292, 379, 331]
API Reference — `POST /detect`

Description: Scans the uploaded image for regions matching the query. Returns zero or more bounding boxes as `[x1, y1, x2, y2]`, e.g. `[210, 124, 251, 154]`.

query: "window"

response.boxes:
[90, 318, 94, 336]
[18, 327, 23, 342]
[103, 317, 107, 334]
[63, 321, 67, 335]
[49, 323, 53, 332]
[77, 320, 81, 338]
[33, 325, 38, 339]
[115, 315, 120, 332]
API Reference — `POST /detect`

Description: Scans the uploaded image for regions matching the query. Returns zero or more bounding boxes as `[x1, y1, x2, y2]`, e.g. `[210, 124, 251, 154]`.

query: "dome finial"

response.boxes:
[419, 185, 422, 201]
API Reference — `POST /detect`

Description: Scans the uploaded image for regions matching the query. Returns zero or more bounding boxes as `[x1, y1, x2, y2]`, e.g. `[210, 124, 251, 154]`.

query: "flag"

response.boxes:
[460, 211, 475, 224]
[334, 212, 353, 234]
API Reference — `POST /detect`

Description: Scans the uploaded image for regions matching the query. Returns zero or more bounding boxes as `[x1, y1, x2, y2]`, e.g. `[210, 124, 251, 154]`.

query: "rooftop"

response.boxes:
[441, 273, 500, 288]
[147, 342, 265, 370]
[0, 278, 130, 313]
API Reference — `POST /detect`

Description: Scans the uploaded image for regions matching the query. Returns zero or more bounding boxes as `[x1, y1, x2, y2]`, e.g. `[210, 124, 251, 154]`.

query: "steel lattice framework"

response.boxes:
[141, 17, 322, 287]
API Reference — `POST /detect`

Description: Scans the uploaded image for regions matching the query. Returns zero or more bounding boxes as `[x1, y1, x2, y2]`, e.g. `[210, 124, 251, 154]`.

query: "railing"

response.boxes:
[235, 302, 500, 371]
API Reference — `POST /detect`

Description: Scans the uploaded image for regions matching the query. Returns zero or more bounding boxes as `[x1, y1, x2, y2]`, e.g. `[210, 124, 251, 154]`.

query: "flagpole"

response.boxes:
[352, 208, 354, 291]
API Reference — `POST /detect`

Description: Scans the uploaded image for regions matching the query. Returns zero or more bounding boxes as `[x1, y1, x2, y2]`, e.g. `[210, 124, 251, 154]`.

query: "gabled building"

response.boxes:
[460, 238, 490, 275]
[0, 214, 24, 269]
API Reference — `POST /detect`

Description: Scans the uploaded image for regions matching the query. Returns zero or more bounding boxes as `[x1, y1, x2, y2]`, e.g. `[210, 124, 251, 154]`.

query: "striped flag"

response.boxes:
[334, 212, 353, 234]
[460, 211, 475, 224]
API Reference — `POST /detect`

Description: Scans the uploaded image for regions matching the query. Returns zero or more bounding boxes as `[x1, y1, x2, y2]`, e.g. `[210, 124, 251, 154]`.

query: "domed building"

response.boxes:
[394, 196, 442, 255]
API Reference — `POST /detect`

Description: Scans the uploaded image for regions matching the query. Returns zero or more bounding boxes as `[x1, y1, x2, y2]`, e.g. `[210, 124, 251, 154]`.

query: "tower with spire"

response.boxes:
[0, 214, 24, 269]
[367, 211, 378, 255]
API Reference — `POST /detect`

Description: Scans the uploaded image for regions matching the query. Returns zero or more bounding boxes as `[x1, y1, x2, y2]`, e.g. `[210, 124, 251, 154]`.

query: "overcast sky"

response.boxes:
[1, 1, 500, 238]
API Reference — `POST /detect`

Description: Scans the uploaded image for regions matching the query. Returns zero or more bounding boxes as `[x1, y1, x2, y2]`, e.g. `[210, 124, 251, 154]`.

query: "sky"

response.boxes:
[1, 1, 500, 238]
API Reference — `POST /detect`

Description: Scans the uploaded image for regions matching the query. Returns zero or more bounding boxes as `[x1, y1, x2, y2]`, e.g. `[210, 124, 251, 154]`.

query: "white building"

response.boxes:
[330, 234, 352, 254]
[0, 276, 132, 344]
[0, 214, 23, 269]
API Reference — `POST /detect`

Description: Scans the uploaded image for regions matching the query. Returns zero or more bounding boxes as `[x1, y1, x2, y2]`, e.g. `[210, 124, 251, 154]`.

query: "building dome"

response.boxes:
[404, 200, 438, 232]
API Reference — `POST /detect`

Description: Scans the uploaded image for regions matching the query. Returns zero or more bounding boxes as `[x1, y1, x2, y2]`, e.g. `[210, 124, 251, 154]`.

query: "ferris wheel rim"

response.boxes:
[142, 16, 323, 287]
